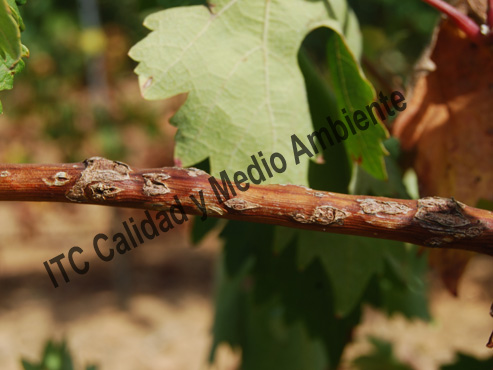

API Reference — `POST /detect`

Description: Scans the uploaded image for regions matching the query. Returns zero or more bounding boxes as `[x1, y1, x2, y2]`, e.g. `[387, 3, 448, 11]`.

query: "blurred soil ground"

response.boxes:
[0, 201, 491, 370]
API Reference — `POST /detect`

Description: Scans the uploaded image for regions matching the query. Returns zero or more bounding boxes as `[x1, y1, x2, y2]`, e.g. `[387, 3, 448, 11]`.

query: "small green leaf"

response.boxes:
[0, 0, 27, 113]
[298, 45, 352, 194]
[326, 31, 389, 180]
[353, 336, 414, 370]
[0, 0, 21, 60]
[476, 198, 493, 211]
[20, 359, 39, 370]
[21, 339, 75, 370]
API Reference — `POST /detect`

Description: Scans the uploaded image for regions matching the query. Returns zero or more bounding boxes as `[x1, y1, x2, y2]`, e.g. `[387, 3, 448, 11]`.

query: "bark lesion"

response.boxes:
[415, 197, 485, 247]
[66, 157, 131, 202]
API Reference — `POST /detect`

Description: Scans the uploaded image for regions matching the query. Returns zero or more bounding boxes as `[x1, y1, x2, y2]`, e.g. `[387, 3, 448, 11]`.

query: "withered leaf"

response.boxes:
[393, 19, 493, 295]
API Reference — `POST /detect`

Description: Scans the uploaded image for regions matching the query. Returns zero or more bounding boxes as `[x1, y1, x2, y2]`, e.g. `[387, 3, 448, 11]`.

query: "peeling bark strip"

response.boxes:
[42, 171, 70, 186]
[358, 199, 412, 215]
[66, 157, 130, 202]
[415, 197, 485, 246]
[142, 172, 171, 196]
[0, 158, 492, 256]
[224, 198, 260, 211]
[292, 206, 347, 226]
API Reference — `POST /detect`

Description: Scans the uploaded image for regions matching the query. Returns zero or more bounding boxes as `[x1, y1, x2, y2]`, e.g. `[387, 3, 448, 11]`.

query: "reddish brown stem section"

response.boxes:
[422, 0, 483, 43]
[0, 157, 492, 256]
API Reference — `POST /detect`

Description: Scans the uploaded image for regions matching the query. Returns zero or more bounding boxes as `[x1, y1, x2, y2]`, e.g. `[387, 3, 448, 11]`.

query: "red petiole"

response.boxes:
[422, 0, 490, 44]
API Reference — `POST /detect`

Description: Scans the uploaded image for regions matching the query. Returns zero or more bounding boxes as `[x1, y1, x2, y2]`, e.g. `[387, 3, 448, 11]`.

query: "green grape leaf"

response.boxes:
[0, 0, 27, 114]
[209, 253, 253, 355]
[241, 298, 328, 370]
[129, 0, 386, 184]
[213, 221, 362, 369]
[377, 245, 430, 320]
[297, 231, 387, 317]
[275, 230, 430, 320]
[210, 252, 329, 370]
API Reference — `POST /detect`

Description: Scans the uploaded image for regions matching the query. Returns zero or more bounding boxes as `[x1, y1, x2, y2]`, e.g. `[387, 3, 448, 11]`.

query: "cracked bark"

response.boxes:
[0, 157, 492, 257]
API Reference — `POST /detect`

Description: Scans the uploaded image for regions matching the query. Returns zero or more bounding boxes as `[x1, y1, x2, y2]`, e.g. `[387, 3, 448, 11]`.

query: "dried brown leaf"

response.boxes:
[393, 19, 493, 295]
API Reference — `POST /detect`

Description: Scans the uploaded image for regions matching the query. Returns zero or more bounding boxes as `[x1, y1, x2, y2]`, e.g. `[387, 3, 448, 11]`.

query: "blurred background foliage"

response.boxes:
[0, 0, 438, 163]
[21, 340, 97, 370]
[350, 0, 438, 91]
[0, 0, 207, 164]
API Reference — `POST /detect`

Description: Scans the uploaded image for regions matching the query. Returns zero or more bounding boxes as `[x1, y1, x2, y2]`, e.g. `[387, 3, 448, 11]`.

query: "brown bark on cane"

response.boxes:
[0, 157, 492, 256]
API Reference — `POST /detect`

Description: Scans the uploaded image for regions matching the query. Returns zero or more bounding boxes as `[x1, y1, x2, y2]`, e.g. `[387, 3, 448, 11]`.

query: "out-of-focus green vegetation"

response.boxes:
[0, 0, 209, 163]
[352, 336, 414, 370]
[0, 0, 438, 163]
[0, 0, 29, 113]
[440, 352, 493, 370]
[21, 339, 97, 370]
[349, 0, 439, 91]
